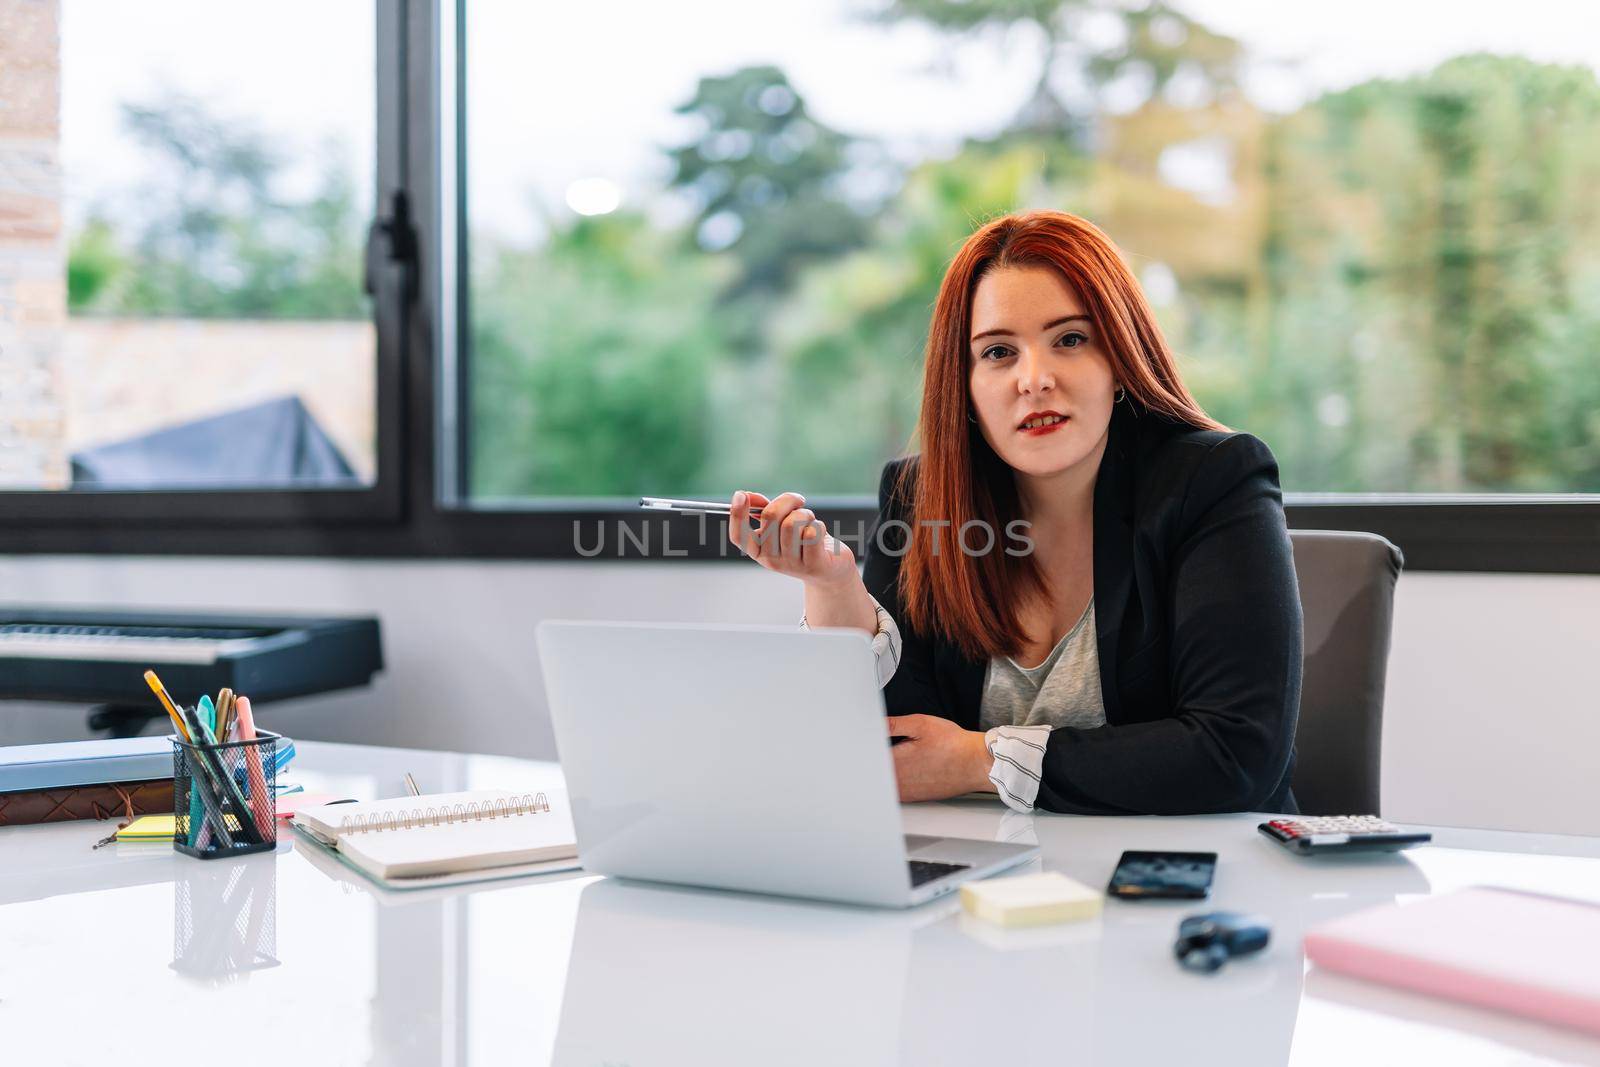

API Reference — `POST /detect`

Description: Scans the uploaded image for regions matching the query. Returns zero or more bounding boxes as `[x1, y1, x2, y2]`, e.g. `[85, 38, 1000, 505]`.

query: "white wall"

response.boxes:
[3, 555, 1596, 836]
[1381, 571, 1600, 836]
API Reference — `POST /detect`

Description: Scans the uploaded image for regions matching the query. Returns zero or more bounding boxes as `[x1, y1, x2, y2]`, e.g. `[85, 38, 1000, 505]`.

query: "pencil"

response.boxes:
[144, 669, 191, 741]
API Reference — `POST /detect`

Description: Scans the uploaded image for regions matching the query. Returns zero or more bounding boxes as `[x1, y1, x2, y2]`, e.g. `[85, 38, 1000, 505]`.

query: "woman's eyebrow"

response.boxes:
[970, 314, 1091, 343]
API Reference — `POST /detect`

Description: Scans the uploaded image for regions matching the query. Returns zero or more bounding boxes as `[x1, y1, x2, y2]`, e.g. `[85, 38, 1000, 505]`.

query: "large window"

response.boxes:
[2, 0, 1597, 570]
[0, 0, 377, 492]
[456, 0, 1600, 503]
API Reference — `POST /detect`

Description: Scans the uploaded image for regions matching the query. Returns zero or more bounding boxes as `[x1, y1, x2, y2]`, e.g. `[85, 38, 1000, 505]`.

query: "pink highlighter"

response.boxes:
[233, 696, 274, 838]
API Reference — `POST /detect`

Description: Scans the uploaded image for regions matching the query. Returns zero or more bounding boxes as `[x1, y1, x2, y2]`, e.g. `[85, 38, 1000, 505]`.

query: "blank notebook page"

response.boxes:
[295, 790, 518, 840]
[339, 812, 577, 879]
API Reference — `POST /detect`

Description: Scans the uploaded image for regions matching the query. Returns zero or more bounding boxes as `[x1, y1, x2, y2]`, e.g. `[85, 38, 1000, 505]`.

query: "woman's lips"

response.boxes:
[1019, 417, 1068, 436]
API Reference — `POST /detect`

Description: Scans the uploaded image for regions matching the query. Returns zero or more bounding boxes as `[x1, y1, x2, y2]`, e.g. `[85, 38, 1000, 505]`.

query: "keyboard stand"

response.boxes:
[86, 704, 164, 738]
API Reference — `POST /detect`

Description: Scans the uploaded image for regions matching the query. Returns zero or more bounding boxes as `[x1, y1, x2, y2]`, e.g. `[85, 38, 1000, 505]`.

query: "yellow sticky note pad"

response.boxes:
[116, 815, 177, 841]
[115, 813, 242, 841]
[960, 871, 1102, 928]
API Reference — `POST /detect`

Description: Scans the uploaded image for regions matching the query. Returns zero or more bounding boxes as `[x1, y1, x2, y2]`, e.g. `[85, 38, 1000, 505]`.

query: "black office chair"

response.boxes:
[1289, 531, 1404, 815]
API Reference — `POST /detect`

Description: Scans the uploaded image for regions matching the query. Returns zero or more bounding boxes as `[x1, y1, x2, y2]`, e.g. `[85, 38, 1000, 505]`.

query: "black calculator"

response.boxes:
[1258, 815, 1432, 854]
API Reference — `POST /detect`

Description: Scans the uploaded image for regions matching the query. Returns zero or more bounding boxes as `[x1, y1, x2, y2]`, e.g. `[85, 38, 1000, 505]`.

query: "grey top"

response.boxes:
[979, 599, 1107, 732]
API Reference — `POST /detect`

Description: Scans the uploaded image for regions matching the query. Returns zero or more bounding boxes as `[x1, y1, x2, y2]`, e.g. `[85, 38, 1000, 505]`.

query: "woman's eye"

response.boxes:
[979, 334, 1086, 359]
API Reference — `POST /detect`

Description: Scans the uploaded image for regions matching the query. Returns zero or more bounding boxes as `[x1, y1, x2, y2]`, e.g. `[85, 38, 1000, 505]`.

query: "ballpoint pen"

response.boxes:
[404, 773, 421, 797]
[638, 495, 814, 523]
[216, 688, 236, 742]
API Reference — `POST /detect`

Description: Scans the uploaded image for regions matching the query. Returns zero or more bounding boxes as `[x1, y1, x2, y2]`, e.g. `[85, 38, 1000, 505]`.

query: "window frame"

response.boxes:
[2, 0, 1599, 575]
[0, 0, 407, 528]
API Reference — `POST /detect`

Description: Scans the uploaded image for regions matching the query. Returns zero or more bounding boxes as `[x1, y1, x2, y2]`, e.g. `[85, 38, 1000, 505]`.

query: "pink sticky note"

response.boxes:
[275, 792, 357, 821]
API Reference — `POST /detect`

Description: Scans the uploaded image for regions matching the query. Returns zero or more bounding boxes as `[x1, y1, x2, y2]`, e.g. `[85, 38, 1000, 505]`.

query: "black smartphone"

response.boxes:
[1106, 850, 1217, 900]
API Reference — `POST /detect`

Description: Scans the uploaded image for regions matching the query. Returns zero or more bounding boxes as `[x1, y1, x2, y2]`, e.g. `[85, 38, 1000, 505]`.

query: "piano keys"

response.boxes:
[0, 609, 383, 708]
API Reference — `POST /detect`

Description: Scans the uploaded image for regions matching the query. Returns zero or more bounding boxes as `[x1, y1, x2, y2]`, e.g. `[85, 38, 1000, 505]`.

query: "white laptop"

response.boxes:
[536, 620, 1038, 907]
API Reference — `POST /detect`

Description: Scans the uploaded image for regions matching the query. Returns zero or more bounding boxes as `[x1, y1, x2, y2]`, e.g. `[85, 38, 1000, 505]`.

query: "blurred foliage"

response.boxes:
[66, 92, 366, 319]
[65, 217, 124, 310]
[470, 212, 733, 498]
[68, 9, 1600, 498]
[882, 0, 1245, 139]
[1244, 54, 1600, 492]
[667, 65, 872, 304]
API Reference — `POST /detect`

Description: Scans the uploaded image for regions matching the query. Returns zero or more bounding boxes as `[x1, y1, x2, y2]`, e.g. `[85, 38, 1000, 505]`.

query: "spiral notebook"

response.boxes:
[291, 790, 579, 889]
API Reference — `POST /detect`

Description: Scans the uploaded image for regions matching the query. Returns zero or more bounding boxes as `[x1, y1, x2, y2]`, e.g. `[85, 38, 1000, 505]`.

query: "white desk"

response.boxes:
[3, 741, 1599, 1067]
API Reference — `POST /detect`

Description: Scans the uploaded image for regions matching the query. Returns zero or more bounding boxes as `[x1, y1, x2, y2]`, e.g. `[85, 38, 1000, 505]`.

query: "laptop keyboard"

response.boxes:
[908, 859, 971, 887]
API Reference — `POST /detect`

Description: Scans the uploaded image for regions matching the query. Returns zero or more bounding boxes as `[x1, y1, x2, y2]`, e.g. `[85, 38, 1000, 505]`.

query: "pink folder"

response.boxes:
[1304, 887, 1600, 1037]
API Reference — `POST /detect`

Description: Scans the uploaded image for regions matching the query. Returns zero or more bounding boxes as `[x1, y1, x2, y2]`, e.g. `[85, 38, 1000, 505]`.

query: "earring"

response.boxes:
[1114, 386, 1126, 404]
[967, 408, 978, 423]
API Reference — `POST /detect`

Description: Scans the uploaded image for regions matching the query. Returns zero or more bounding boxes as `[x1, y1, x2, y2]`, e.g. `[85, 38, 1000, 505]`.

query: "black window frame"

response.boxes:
[0, 0, 409, 529]
[3, 0, 1599, 575]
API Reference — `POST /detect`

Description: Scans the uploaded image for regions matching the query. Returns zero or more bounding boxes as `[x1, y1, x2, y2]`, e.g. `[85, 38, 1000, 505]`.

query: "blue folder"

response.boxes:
[0, 737, 174, 793]
[0, 735, 296, 793]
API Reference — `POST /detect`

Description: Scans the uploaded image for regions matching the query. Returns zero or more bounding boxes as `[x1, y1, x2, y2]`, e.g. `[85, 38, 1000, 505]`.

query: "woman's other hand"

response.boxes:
[886, 715, 997, 802]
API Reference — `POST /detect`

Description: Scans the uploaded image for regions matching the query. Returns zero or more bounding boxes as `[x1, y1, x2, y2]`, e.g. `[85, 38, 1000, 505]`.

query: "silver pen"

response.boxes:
[403, 772, 421, 797]
[639, 495, 808, 523]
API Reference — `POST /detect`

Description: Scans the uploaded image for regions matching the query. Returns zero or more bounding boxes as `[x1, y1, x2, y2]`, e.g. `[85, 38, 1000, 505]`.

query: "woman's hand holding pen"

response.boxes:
[728, 490, 856, 586]
[729, 490, 877, 635]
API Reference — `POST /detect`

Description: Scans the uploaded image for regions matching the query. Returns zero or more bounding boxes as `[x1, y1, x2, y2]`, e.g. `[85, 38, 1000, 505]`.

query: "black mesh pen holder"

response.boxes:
[171, 728, 280, 859]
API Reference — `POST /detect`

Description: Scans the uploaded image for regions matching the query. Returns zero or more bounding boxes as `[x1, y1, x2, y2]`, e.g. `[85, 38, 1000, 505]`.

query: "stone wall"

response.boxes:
[0, 0, 67, 488]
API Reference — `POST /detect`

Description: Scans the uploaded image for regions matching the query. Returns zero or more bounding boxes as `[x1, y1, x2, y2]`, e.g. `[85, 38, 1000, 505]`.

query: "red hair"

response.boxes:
[898, 210, 1223, 660]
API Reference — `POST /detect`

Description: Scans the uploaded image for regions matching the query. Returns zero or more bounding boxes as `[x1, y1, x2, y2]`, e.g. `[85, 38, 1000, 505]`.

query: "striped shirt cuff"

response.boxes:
[800, 595, 902, 689]
[985, 724, 1051, 813]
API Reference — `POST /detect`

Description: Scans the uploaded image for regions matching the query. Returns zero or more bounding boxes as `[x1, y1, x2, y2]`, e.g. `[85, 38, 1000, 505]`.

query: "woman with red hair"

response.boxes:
[731, 211, 1302, 815]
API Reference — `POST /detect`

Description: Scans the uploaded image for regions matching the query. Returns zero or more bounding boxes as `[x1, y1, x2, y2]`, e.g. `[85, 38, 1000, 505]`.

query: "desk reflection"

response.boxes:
[170, 852, 279, 983]
[1295, 965, 1600, 1066]
[554, 878, 926, 1067]
[549, 848, 1441, 1067]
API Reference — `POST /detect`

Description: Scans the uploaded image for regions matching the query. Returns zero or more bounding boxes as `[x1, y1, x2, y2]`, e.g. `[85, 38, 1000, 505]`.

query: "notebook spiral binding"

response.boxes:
[339, 792, 551, 834]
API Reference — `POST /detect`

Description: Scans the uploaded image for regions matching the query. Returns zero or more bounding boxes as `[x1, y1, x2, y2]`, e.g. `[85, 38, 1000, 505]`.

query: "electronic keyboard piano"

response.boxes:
[0, 609, 383, 712]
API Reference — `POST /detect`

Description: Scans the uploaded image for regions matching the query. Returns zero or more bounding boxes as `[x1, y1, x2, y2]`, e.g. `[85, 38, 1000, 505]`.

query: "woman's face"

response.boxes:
[967, 265, 1118, 480]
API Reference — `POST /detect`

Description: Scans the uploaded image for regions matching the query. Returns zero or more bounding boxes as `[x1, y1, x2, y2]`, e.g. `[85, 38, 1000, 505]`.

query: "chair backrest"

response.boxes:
[1288, 530, 1404, 815]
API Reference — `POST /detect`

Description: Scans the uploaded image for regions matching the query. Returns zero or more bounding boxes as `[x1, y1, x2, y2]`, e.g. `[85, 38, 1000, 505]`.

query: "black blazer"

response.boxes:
[863, 402, 1303, 815]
